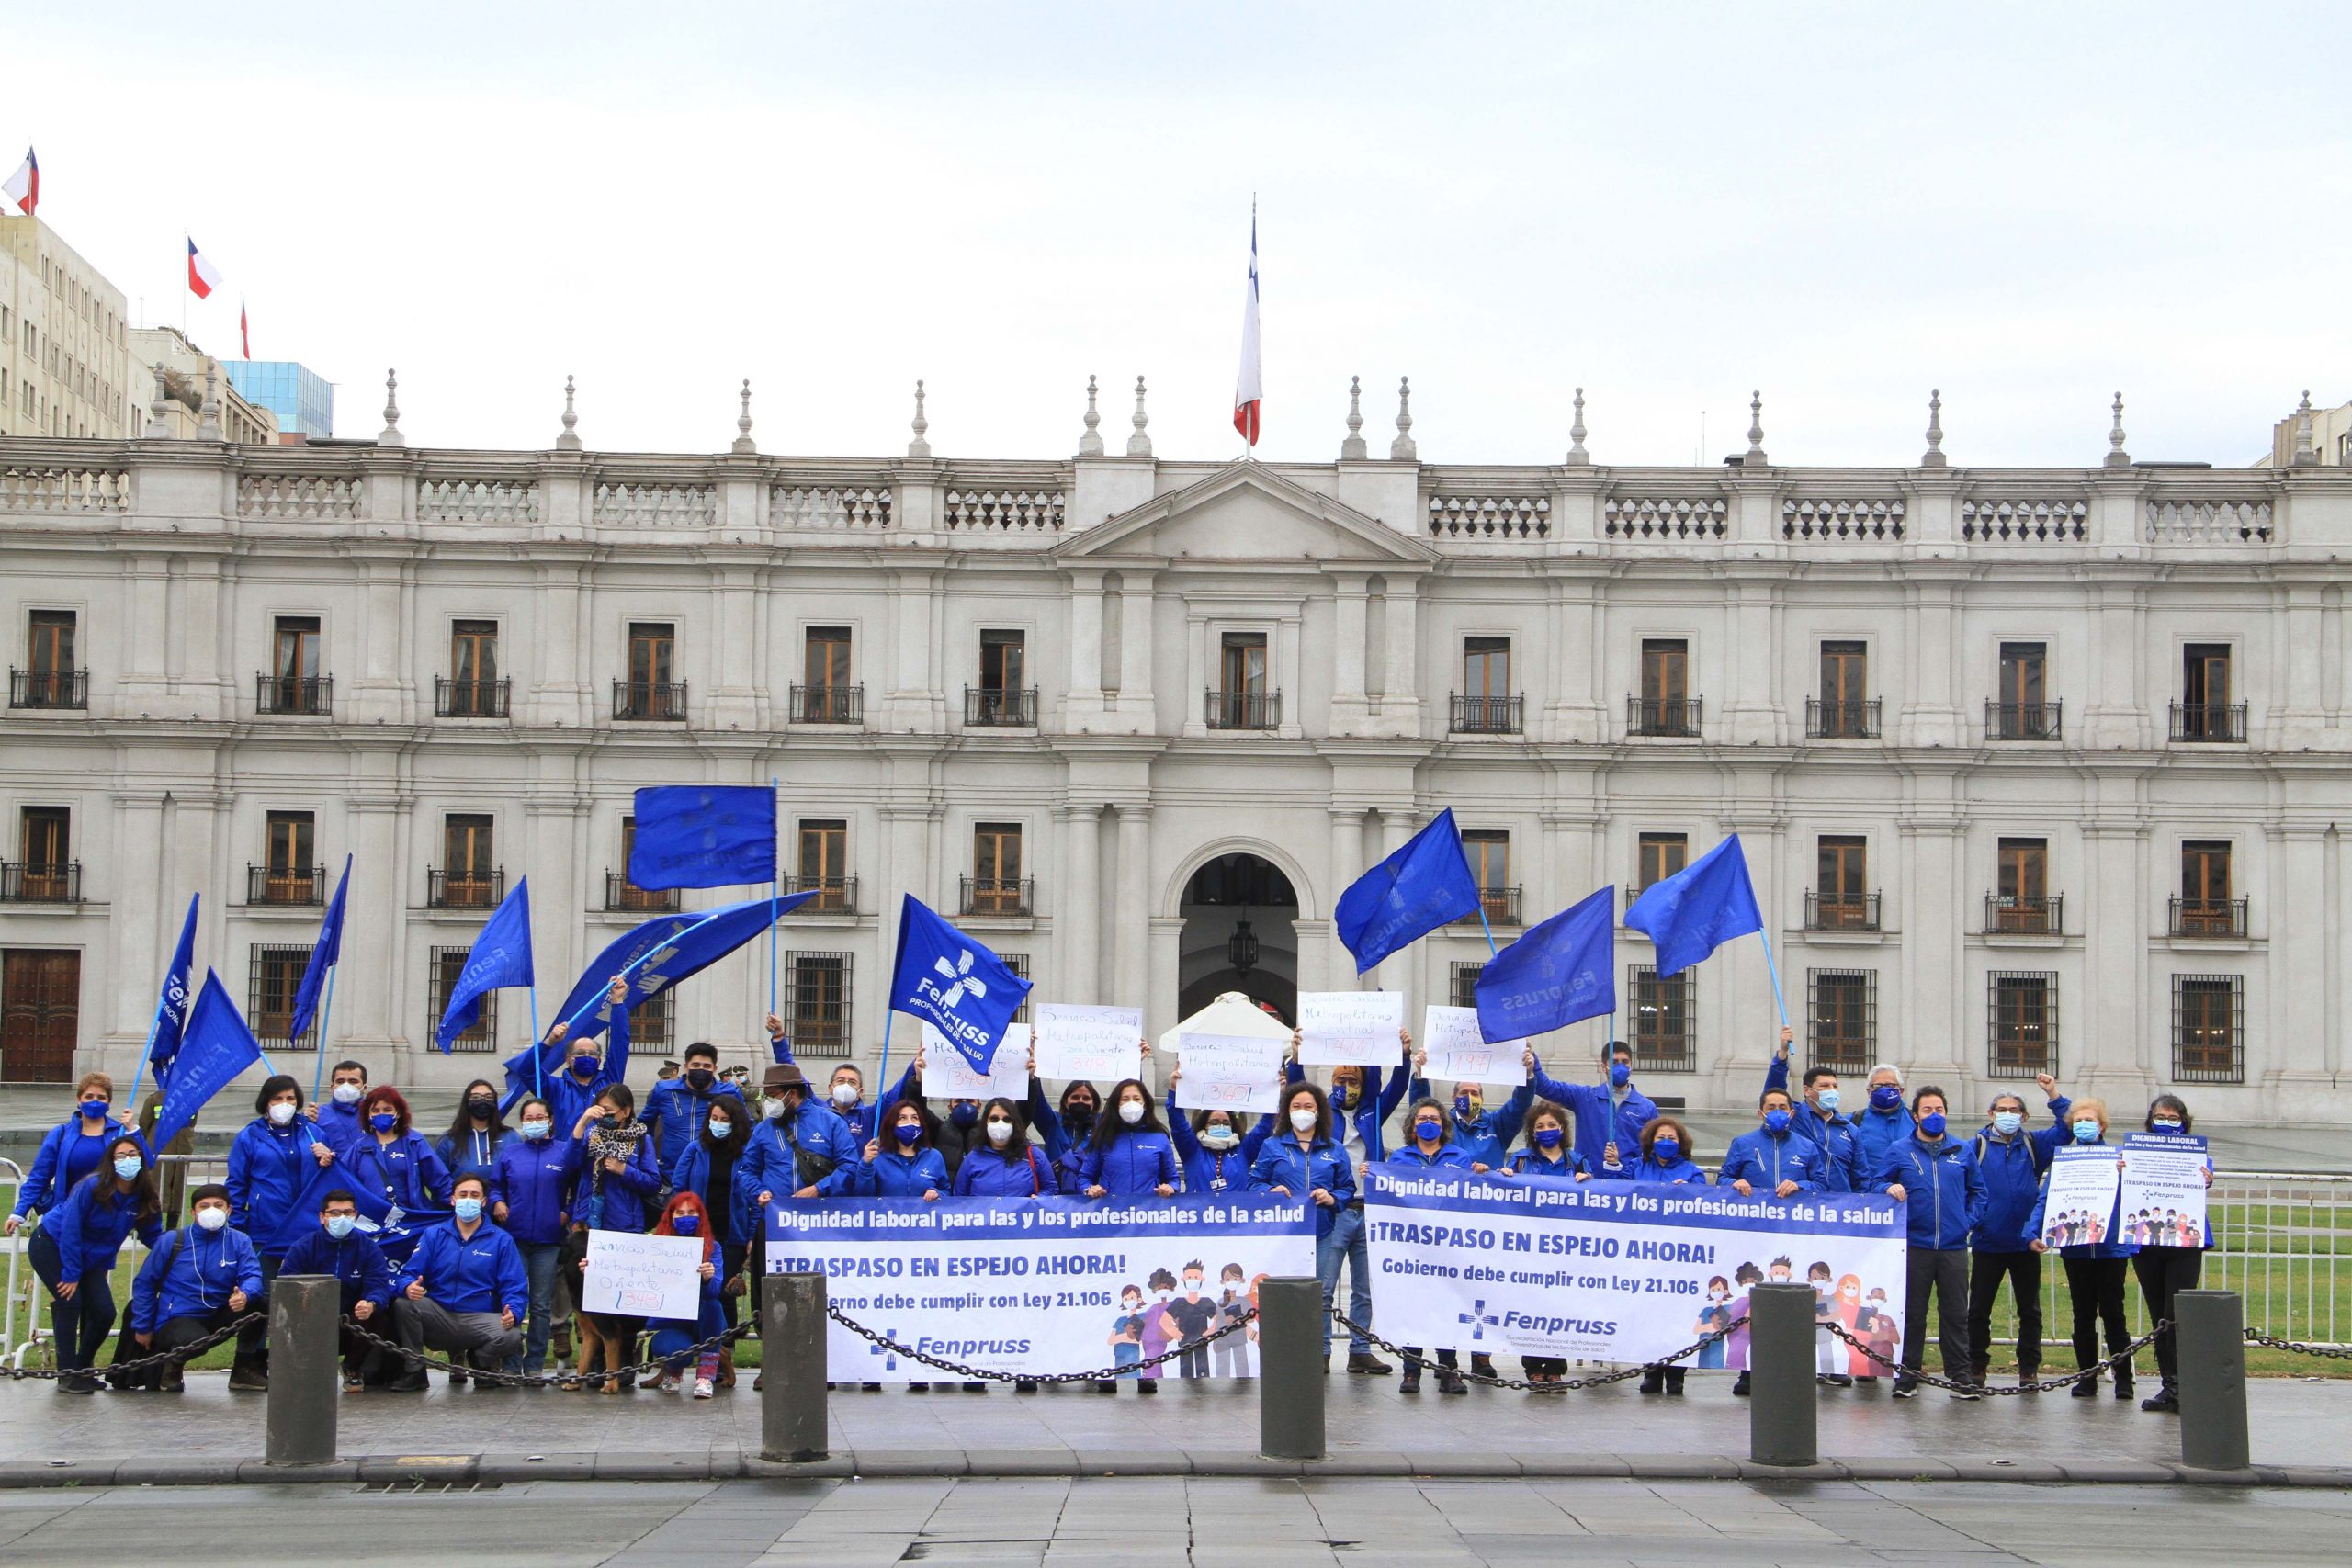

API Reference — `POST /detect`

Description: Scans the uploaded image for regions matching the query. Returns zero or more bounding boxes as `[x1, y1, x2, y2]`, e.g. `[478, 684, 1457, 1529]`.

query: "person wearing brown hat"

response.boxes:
[737, 1059, 861, 1391]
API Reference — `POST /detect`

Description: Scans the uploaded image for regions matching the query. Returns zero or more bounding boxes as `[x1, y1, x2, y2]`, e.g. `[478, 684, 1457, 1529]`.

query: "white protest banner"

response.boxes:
[2119, 1132, 2211, 1248]
[1295, 990, 1406, 1066]
[1364, 1165, 1906, 1368]
[1033, 1003, 1143, 1083]
[922, 1021, 1032, 1102]
[2037, 1145, 2123, 1248]
[768, 1192, 1314, 1382]
[1176, 1032, 1286, 1113]
[581, 1229, 707, 1321]
[1420, 1005, 1530, 1087]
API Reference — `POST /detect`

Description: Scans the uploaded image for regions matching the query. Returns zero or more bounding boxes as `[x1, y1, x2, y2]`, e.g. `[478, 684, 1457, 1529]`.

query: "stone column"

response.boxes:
[2267, 825, 2329, 1102]
[350, 557, 407, 725]
[107, 792, 168, 1050]
[345, 796, 403, 1054]
[1065, 570, 1106, 727]
[1057, 803, 1102, 1004]
[1377, 577, 1421, 737]
[2081, 581, 2149, 750]
[2277, 584, 2330, 750]
[1723, 574, 1780, 745]
[1328, 807, 1366, 987]
[706, 563, 761, 731]
[1897, 811, 1966, 1086]
[1114, 572, 1156, 726]
[1114, 805, 1152, 1011]
[1329, 574, 1372, 735]
[2078, 817, 2153, 1102]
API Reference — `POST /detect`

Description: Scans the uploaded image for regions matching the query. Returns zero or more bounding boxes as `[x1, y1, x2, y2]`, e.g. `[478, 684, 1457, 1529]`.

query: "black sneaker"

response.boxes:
[1732, 1371, 1751, 1397]
[1638, 1368, 1665, 1395]
[1821, 1373, 1852, 1387]
[1892, 1378, 1918, 1400]
[1400, 1365, 1422, 1394]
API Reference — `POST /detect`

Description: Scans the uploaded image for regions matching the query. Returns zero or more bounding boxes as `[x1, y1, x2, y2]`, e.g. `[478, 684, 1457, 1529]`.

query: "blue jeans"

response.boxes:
[1314, 1205, 1373, 1359]
[515, 1241, 563, 1372]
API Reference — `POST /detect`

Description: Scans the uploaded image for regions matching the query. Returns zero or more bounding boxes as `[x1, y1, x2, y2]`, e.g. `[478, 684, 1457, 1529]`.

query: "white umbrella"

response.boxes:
[1156, 990, 1294, 1055]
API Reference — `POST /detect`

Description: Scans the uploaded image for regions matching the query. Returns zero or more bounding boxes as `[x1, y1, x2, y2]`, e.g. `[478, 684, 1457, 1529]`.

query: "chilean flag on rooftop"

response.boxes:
[1232, 207, 1261, 446]
[2, 148, 34, 216]
[187, 238, 222, 299]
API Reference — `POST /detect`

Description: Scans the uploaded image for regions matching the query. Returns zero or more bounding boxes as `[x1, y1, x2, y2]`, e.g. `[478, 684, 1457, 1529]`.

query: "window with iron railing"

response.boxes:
[1456, 831, 1520, 926]
[1987, 837, 2057, 932]
[1988, 971, 2057, 1078]
[436, 675, 510, 718]
[788, 682, 862, 723]
[249, 863, 324, 907]
[6, 807, 76, 901]
[255, 672, 332, 716]
[13, 608, 84, 708]
[439, 620, 505, 716]
[1812, 641, 1873, 738]
[1205, 688, 1282, 729]
[2174, 840, 2242, 935]
[1626, 694, 1701, 737]
[2174, 643, 2242, 740]
[2172, 975, 2243, 1084]
[1806, 696, 1880, 739]
[1449, 692, 1523, 734]
[604, 870, 680, 912]
[1449, 961, 1484, 1010]
[965, 686, 1038, 727]
[613, 678, 686, 721]
[1808, 836, 1875, 929]
[786, 950, 853, 1057]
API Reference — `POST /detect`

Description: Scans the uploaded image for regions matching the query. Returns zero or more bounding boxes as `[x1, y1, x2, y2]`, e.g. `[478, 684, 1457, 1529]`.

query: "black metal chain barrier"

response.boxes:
[3, 1311, 263, 1382]
[339, 1316, 754, 1388]
[1329, 1311, 1750, 1392]
[2244, 1330, 2352, 1363]
[824, 1303, 1260, 1384]
[1823, 1317, 2168, 1395]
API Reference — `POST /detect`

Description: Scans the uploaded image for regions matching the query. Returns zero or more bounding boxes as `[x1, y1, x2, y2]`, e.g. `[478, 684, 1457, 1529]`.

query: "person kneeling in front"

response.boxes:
[126, 1183, 264, 1393]
[278, 1188, 394, 1390]
[386, 1174, 527, 1391]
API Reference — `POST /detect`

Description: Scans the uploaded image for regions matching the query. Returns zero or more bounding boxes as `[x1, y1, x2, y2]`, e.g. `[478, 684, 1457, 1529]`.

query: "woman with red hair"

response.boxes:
[343, 1087, 452, 1271]
[646, 1190, 726, 1398]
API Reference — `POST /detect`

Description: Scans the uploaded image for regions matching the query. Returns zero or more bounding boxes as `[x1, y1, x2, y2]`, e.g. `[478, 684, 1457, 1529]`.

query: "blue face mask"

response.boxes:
[2150, 1118, 2183, 1133]
[894, 1122, 921, 1145]
[949, 1103, 979, 1127]
[1329, 1085, 1351, 1111]
[79, 1100, 109, 1121]
[519, 1120, 550, 1141]
[1453, 1094, 1475, 1119]
[1609, 1062, 1631, 1089]
[324, 1214, 356, 1240]
[1992, 1111, 2023, 1136]
[571, 1057, 597, 1078]
[369, 1111, 398, 1133]
[1918, 1111, 1948, 1137]
[671, 1213, 702, 1235]
[112, 1155, 142, 1179]
[1652, 1138, 1682, 1163]
[1534, 1126, 1564, 1150]
[452, 1197, 483, 1222]
[1763, 1108, 1792, 1133]
[1414, 1120, 1443, 1144]
[1815, 1089, 1841, 1114]
[1870, 1085, 1903, 1111]
[2073, 1120, 2101, 1143]
[707, 1115, 734, 1140]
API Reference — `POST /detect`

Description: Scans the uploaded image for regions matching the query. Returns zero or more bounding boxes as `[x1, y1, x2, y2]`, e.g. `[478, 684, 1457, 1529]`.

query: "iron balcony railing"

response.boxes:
[1984, 893, 2063, 935]
[2171, 700, 2246, 743]
[1453, 886, 1522, 927]
[613, 680, 687, 721]
[1626, 695, 1701, 737]
[2170, 896, 2248, 939]
[788, 683, 863, 724]
[1448, 693, 1523, 735]
[255, 673, 333, 716]
[960, 875, 1033, 917]
[781, 874, 858, 914]
[964, 686, 1038, 727]
[428, 867, 505, 909]
[8, 669, 87, 709]
[0, 862, 81, 903]
[1806, 697, 1880, 739]
[1804, 891, 1882, 931]
[1205, 689, 1281, 730]
[604, 872, 680, 913]
[1986, 699, 2063, 741]
[435, 677, 511, 718]
[248, 863, 325, 906]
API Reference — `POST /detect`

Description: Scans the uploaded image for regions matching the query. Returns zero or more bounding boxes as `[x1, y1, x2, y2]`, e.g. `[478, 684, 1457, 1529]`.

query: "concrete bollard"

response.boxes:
[264, 1274, 340, 1466]
[760, 1271, 830, 1463]
[2176, 1290, 2249, 1471]
[1256, 1276, 1327, 1461]
[1747, 1282, 1818, 1468]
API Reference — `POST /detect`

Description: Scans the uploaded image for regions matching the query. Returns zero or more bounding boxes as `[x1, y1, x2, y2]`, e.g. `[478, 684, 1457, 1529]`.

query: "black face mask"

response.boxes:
[685, 1067, 715, 1090]
[1064, 1104, 1096, 1134]
[597, 1114, 621, 1133]
[466, 1097, 496, 1119]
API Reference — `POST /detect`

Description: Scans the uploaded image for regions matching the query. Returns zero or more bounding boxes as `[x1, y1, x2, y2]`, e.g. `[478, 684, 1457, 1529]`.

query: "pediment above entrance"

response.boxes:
[1051, 462, 1438, 568]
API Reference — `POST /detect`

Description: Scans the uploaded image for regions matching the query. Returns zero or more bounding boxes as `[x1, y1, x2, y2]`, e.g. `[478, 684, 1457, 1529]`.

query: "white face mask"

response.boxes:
[1289, 1108, 1317, 1133]
[986, 1119, 1014, 1145]
[195, 1206, 229, 1232]
[1154, 1289, 1172, 1302]
[267, 1101, 297, 1125]
[1200, 1125, 1239, 1150]
[332, 1082, 364, 1104]
[1118, 1100, 1145, 1125]
[762, 1097, 788, 1121]
[831, 1082, 860, 1108]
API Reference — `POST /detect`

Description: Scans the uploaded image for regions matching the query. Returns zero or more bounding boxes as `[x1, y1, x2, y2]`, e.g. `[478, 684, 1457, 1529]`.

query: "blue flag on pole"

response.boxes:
[1474, 886, 1617, 1043]
[146, 894, 200, 1091]
[151, 970, 266, 1152]
[268, 1156, 449, 1256]
[888, 896, 1034, 1072]
[435, 878, 535, 1055]
[628, 785, 777, 890]
[288, 854, 350, 1043]
[1333, 807, 1485, 973]
[1624, 834, 1764, 977]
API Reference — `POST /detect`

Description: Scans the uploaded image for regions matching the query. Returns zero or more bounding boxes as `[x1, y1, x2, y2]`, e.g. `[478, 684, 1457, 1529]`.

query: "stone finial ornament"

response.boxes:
[1742, 390, 1767, 466]
[1078, 374, 1103, 457]
[557, 376, 582, 452]
[1566, 387, 1589, 466]
[1920, 389, 1945, 468]
[143, 363, 172, 440]
[732, 379, 755, 455]
[2291, 390, 2319, 468]
[1340, 375, 1367, 460]
[1389, 376, 1417, 462]
[908, 379, 932, 458]
[198, 364, 223, 440]
[1126, 375, 1152, 457]
[378, 368, 404, 447]
[2103, 391, 2129, 468]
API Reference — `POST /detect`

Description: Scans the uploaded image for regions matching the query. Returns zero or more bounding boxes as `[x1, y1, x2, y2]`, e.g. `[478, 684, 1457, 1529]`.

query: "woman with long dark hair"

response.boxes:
[30, 1134, 161, 1393]
[1078, 1078, 1178, 1199]
[671, 1092, 752, 1386]
[950, 1097, 1056, 1197]
[2128, 1092, 2212, 1414]
[491, 1094, 582, 1378]
[1248, 1082, 1357, 1367]
[435, 1077, 512, 1195]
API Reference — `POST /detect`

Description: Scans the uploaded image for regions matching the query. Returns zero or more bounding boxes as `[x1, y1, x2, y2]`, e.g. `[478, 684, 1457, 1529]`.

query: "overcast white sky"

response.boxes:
[12, 3, 2347, 466]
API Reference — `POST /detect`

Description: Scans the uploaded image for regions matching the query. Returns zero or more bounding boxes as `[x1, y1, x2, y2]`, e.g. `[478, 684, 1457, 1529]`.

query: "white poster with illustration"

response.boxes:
[2118, 1133, 2210, 1248]
[2038, 1145, 2123, 1248]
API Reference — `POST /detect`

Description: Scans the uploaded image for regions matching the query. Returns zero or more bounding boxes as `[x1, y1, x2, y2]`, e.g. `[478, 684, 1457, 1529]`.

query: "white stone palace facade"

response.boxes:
[2, 380, 2348, 1122]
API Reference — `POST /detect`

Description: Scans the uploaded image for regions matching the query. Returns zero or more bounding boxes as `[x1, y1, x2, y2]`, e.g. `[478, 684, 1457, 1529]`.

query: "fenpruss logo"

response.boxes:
[933, 951, 989, 1011]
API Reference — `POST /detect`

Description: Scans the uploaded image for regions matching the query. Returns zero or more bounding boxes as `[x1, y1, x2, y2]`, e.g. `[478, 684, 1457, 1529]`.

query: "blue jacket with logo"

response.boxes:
[14, 1113, 154, 1220]
[130, 1221, 265, 1332]
[227, 1116, 327, 1258]
[1407, 1077, 1536, 1169]
[1718, 1127, 1826, 1193]
[1876, 1134, 1988, 1250]
[1853, 1101, 1917, 1179]
[1168, 1081, 1276, 1195]
[1761, 1054, 1867, 1191]
[858, 1145, 951, 1198]
[491, 1134, 584, 1246]
[392, 1218, 530, 1319]
[950, 1142, 1057, 1197]
[642, 1075, 748, 1174]
[1969, 1097, 2075, 1252]
[1078, 1128, 1179, 1197]
[1247, 1134, 1356, 1236]
[1524, 1062, 1659, 1169]
[1384, 1144, 1474, 1171]
[341, 1130, 452, 1214]
[569, 1124, 664, 1234]
[435, 1126, 513, 1196]
[1611, 1153, 1710, 1184]
[44, 1174, 163, 1279]
[279, 1224, 394, 1314]
[736, 1101, 863, 1206]
[313, 1096, 367, 1157]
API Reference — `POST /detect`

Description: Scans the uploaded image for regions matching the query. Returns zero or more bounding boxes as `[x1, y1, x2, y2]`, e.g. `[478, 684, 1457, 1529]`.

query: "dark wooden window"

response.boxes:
[971, 823, 1024, 914]
[2182, 840, 2232, 905]
[428, 946, 495, 1052]
[273, 616, 321, 682]
[28, 609, 73, 675]
[805, 626, 852, 690]
[1999, 641, 2046, 710]
[266, 811, 313, 876]
[248, 943, 318, 1048]
[786, 951, 853, 1057]
[451, 620, 498, 687]
[979, 629, 1024, 692]
[1220, 631, 1268, 694]
[1808, 969, 1874, 1073]
[1641, 639, 1687, 705]
[1628, 964, 1695, 1069]
[2172, 976, 2243, 1083]
[1636, 832, 1688, 890]
[1463, 637, 1510, 699]
[1989, 971, 2057, 1078]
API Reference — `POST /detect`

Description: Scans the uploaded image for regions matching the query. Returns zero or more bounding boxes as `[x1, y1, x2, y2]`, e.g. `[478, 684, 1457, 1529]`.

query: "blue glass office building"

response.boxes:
[223, 360, 334, 437]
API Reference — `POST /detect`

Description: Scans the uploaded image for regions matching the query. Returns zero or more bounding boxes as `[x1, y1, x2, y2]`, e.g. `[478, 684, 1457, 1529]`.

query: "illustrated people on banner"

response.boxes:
[1693, 1277, 1733, 1369]
[1135, 1266, 1179, 1389]
[1167, 1260, 1221, 1378]
[1108, 1285, 1146, 1377]
[1809, 1261, 1844, 1379]
[1214, 1263, 1255, 1377]
[1834, 1274, 1870, 1378]
[1724, 1260, 1765, 1373]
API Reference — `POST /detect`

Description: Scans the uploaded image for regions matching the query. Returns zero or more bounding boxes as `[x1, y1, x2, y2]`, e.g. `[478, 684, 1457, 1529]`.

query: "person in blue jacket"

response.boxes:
[951, 1096, 1058, 1197]
[434, 1078, 512, 1197]
[736, 1062, 862, 1392]
[278, 1187, 394, 1389]
[1853, 1062, 1915, 1178]
[1026, 1075, 1105, 1195]
[385, 1173, 528, 1391]
[642, 1039, 747, 1174]
[858, 1099, 950, 1200]
[567, 1082, 664, 1233]
[1407, 1056, 1533, 1172]
[1385, 1100, 1473, 1394]
[1167, 1063, 1275, 1195]
[1501, 1101, 1593, 1183]
[1609, 1116, 1709, 1185]
[670, 1093, 752, 1385]
[310, 1060, 372, 1156]
[2127, 1092, 2214, 1414]
[1762, 1026, 1866, 1191]
[540, 978, 633, 1132]
[1079, 1079, 1179, 1199]
[1876, 1085, 1989, 1399]
[491, 1096, 582, 1377]
[1963, 1072, 2073, 1390]
[1248, 1082, 1358, 1363]
[1281, 1032, 1414, 1375]
[6, 1071, 153, 1235]
[1720, 1088, 1827, 1198]
[29, 1134, 162, 1393]
[226, 1074, 335, 1390]
[1522, 1039, 1660, 1171]
[345, 1085, 453, 1275]
[2026, 1097, 2137, 1402]
[643, 1190, 728, 1397]
[127, 1183, 265, 1393]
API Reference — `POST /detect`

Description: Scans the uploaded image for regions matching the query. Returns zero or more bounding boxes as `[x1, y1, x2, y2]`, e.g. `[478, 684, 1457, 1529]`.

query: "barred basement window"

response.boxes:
[1627, 964, 1695, 1071]
[787, 950, 853, 1058]
[428, 945, 497, 1053]
[247, 943, 318, 1048]
[628, 987, 675, 1053]
[2172, 975, 2244, 1084]
[1807, 969, 1875, 1075]
[1449, 961, 1484, 1010]
[1988, 971, 2058, 1079]
[1001, 952, 1032, 1022]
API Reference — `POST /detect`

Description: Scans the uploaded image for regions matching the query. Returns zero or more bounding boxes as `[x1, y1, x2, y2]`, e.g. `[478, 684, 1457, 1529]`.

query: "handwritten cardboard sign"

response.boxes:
[581, 1228, 706, 1320]
[1176, 1032, 1286, 1113]
[922, 1021, 1033, 1102]
[1032, 1004, 1143, 1084]
[1295, 990, 1406, 1066]
[1420, 1005, 1530, 1087]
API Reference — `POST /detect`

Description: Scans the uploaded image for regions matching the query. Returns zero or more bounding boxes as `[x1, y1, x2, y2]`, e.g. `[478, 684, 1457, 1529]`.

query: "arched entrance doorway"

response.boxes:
[1176, 853, 1299, 1022]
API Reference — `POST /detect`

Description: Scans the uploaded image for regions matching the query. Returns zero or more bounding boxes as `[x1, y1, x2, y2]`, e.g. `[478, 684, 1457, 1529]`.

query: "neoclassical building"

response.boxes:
[1, 378, 2347, 1122]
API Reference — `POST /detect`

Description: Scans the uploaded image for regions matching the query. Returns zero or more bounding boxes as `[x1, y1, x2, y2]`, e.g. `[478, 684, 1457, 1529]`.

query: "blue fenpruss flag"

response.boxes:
[435, 877, 535, 1054]
[146, 893, 200, 1091]
[628, 785, 777, 890]
[888, 895, 1034, 1072]
[1333, 807, 1485, 973]
[1623, 834, 1764, 978]
[288, 855, 349, 1044]
[1474, 886, 1616, 1043]
[150, 970, 266, 1152]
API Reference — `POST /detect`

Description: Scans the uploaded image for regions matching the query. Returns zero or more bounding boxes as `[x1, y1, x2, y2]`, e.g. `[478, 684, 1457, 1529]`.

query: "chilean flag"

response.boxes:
[187, 238, 223, 299]
[2, 147, 34, 217]
[1232, 209, 1261, 447]
[240, 300, 251, 358]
